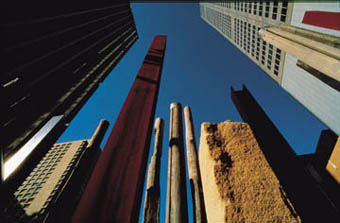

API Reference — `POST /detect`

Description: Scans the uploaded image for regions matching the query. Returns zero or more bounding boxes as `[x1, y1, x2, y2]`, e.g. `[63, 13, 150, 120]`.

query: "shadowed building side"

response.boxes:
[1, 1, 138, 204]
[143, 118, 164, 223]
[72, 35, 167, 223]
[299, 130, 340, 212]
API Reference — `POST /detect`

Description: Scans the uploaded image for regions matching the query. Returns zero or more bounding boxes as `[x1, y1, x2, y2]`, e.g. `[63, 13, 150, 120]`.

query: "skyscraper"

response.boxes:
[1, 1, 138, 183]
[1, 120, 109, 223]
[200, 2, 340, 135]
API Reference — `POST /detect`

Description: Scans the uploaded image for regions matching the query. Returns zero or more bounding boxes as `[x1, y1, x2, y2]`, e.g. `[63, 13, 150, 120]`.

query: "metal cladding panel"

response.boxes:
[72, 35, 166, 223]
[302, 11, 340, 31]
[281, 54, 340, 136]
[289, 3, 339, 37]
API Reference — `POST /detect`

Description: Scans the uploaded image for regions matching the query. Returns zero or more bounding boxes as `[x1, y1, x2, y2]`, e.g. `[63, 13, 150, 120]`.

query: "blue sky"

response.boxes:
[58, 3, 327, 222]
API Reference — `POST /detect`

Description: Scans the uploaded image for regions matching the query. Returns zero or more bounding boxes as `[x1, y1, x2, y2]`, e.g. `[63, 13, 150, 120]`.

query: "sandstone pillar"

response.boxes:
[165, 103, 188, 223]
[143, 118, 164, 223]
[199, 121, 301, 223]
[183, 106, 206, 223]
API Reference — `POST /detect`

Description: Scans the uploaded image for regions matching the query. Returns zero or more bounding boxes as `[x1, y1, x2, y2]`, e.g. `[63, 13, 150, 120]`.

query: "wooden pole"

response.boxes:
[184, 106, 207, 223]
[143, 118, 164, 223]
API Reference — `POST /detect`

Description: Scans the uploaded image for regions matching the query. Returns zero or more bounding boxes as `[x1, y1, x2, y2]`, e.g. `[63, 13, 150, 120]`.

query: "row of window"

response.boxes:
[211, 1, 288, 22]
[202, 5, 283, 76]
[221, 13, 232, 39]
[39, 141, 87, 214]
[233, 18, 282, 76]
[14, 142, 84, 209]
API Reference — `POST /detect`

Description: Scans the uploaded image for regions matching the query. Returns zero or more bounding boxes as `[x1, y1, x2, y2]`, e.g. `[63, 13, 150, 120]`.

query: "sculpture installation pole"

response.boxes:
[72, 35, 167, 223]
[143, 118, 164, 223]
[165, 102, 188, 223]
[184, 106, 207, 223]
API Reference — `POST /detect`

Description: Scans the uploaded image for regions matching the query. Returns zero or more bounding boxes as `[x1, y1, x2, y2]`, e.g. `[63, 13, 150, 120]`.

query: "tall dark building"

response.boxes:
[300, 130, 340, 211]
[1, 1, 138, 184]
[231, 85, 340, 222]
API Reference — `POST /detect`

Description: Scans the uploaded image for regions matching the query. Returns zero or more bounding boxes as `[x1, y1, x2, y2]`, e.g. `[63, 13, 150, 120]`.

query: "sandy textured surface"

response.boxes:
[199, 121, 301, 223]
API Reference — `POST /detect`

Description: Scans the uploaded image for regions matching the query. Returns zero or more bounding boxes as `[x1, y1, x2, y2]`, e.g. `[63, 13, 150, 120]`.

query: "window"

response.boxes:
[280, 1, 288, 22]
[265, 1, 270, 18]
[261, 40, 267, 65]
[247, 24, 251, 53]
[272, 1, 278, 20]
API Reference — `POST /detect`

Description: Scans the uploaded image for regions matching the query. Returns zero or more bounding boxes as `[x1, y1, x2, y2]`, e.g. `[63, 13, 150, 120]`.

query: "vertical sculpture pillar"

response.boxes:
[165, 102, 188, 223]
[87, 119, 109, 149]
[72, 35, 166, 223]
[183, 106, 207, 223]
[143, 118, 164, 223]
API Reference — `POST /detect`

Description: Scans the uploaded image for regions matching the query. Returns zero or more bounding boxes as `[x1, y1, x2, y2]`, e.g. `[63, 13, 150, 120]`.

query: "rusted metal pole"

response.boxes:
[166, 102, 188, 223]
[184, 106, 207, 223]
[143, 118, 164, 223]
[72, 35, 167, 223]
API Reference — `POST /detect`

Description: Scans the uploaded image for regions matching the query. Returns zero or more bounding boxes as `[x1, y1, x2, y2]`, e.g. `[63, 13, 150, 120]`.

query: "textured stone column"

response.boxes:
[199, 121, 301, 223]
[165, 103, 188, 223]
[143, 118, 164, 223]
[183, 106, 206, 223]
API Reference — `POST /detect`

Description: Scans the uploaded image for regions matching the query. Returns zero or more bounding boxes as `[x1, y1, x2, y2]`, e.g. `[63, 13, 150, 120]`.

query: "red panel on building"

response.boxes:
[302, 11, 340, 31]
[72, 35, 166, 223]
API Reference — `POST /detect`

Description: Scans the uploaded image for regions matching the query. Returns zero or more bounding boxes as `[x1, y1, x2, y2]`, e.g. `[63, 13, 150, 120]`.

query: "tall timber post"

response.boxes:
[166, 103, 188, 223]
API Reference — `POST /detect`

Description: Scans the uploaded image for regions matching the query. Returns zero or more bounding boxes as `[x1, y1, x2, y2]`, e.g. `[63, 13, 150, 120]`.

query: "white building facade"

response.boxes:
[200, 1, 340, 135]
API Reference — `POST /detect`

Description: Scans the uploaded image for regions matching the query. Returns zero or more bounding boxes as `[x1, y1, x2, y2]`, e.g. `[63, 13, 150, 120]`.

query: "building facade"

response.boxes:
[1, 1, 138, 183]
[1, 120, 109, 223]
[200, 1, 340, 135]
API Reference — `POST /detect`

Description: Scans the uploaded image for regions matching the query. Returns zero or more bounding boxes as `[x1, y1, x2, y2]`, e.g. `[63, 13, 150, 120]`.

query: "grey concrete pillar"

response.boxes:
[184, 106, 207, 223]
[166, 102, 188, 223]
[143, 118, 164, 223]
